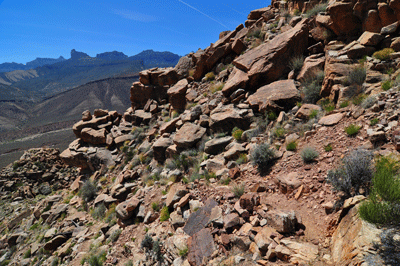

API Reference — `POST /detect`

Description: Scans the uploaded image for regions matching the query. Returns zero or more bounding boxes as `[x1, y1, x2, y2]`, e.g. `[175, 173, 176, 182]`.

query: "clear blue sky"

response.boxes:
[0, 0, 271, 64]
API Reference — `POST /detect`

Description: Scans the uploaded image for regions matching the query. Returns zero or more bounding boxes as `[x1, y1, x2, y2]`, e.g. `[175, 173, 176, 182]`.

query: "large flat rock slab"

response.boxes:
[318, 113, 344, 126]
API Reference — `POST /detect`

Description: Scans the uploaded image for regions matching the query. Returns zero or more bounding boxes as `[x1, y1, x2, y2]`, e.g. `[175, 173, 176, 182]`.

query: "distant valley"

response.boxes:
[0, 49, 180, 168]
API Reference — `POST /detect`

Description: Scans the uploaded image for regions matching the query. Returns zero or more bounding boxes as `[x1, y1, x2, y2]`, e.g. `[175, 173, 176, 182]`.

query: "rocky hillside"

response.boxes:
[2, 1, 400, 266]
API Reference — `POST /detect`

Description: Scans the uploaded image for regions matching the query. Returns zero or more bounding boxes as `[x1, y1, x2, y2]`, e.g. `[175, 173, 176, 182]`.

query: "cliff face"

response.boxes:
[2, 1, 400, 266]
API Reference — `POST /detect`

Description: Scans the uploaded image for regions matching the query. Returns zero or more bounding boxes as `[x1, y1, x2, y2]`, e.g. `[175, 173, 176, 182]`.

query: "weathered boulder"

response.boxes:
[166, 184, 188, 208]
[116, 197, 140, 220]
[160, 117, 180, 135]
[233, 20, 308, 88]
[331, 204, 381, 265]
[210, 104, 253, 132]
[187, 228, 216, 266]
[378, 2, 397, 27]
[266, 210, 298, 233]
[130, 81, 168, 109]
[326, 2, 361, 36]
[358, 31, 384, 46]
[275, 172, 302, 194]
[183, 199, 218, 236]
[224, 213, 240, 229]
[204, 136, 233, 155]
[81, 128, 106, 145]
[247, 80, 300, 112]
[297, 55, 325, 82]
[153, 137, 174, 163]
[174, 56, 194, 78]
[365, 10, 382, 33]
[239, 193, 260, 212]
[318, 112, 344, 126]
[173, 123, 206, 149]
[44, 235, 68, 251]
[280, 239, 319, 264]
[222, 67, 249, 97]
[295, 104, 321, 119]
[168, 79, 189, 110]
[254, 226, 278, 252]
[320, 59, 351, 97]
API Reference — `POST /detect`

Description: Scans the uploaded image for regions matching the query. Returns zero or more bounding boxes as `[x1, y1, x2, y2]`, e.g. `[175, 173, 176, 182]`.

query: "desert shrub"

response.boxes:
[141, 234, 153, 250]
[250, 143, 276, 173]
[370, 118, 379, 126]
[303, 80, 321, 104]
[23, 249, 31, 259]
[160, 206, 170, 222]
[352, 93, 367, 106]
[348, 65, 366, 86]
[324, 144, 333, 152]
[327, 149, 373, 199]
[272, 126, 286, 139]
[85, 251, 107, 266]
[373, 229, 400, 265]
[373, 48, 394, 61]
[236, 153, 248, 165]
[339, 101, 349, 108]
[178, 246, 189, 257]
[309, 109, 319, 119]
[305, 3, 328, 18]
[109, 229, 122, 243]
[51, 257, 59, 266]
[345, 124, 362, 136]
[382, 79, 392, 91]
[125, 260, 134, 266]
[151, 202, 160, 212]
[152, 240, 163, 262]
[247, 28, 262, 38]
[210, 82, 224, 93]
[361, 95, 377, 109]
[232, 127, 243, 141]
[79, 180, 97, 202]
[91, 203, 106, 220]
[300, 146, 319, 163]
[289, 56, 304, 74]
[231, 183, 245, 198]
[293, 9, 301, 16]
[131, 127, 145, 142]
[267, 111, 277, 121]
[286, 141, 297, 151]
[205, 72, 215, 81]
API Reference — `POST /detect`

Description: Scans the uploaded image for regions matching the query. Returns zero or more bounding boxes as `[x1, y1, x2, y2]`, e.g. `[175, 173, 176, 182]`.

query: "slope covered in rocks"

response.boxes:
[2, 0, 400, 265]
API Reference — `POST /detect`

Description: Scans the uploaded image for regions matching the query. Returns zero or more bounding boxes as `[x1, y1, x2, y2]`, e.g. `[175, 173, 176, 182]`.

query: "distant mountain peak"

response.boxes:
[70, 49, 90, 60]
[96, 51, 128, 60]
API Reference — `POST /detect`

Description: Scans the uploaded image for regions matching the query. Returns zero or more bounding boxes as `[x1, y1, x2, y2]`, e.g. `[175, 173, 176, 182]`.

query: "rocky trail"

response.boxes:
[2, 0, 400, 265]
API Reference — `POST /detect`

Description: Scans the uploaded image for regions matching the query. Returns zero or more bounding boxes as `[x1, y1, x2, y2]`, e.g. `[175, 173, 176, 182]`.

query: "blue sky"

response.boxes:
[0, 0, 271, 64]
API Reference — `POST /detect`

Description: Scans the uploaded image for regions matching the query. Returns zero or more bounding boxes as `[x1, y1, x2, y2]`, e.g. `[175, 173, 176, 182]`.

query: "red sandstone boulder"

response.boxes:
[167, 79, 189, 110]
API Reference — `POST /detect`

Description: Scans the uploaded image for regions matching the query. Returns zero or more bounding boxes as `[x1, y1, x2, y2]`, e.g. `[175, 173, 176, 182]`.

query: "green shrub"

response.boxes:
[178, 246, 189, 257]
[382, 79, 392, 91]
[345, 124, 361, 136]
[372, 229, 400, 265]
[303, 80, 322, 104]
[293, 9, 301, 16]
[210, 82, 224, 93]
[286, 141, 297, 151]
[339, 101, 349, 108]
[352, 93, 367, 106]
[272, 126, 286, 139]
[348, 66, 366, 86]
[151, 202, 160, 212]
[370, 118, 379, 126]
[91, 204, 106, 220]
[305, 3, 328, 18]
[327, 149, 373, 199]
[152, 240, 164, 262]
[79, 180, 97, 202]
[373, 48, 394, 61]
[267, 111, 277, 121]
[309, 109, 319, 119]
[250, 143, 276, 173]
[23, 249, 31, 259]
[231, 183, 245, 198]
[359, 156, 400, 225]
[109, 229, 122, 243]
[324, 144, 333, 152]
[205, 72, 215, 81]
[141, 234, 153, 250]
[232, 127, 243, 141]
[289, 56, 304, 74]
[300, 146, 319, 163]
[236, 153, 248, 165]
[125, 260, 134, 266]
[160, 206, 170, 222]
[361, 95, 377, 109]
[323, 103, 335, 112]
